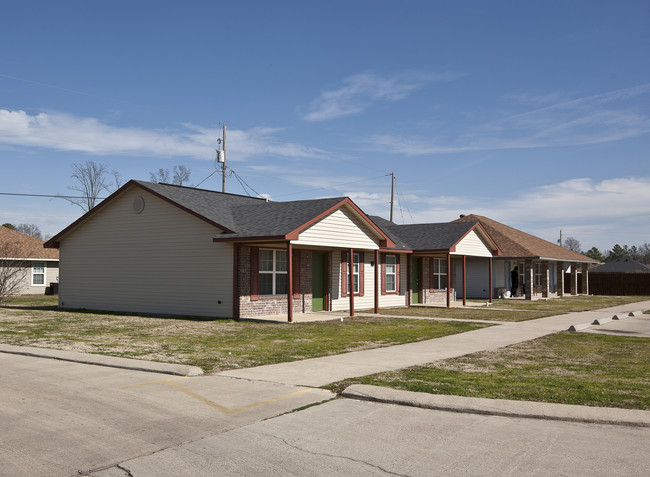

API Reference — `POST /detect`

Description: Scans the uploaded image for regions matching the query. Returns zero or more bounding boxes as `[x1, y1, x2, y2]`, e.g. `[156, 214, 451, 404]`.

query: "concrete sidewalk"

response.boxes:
[217, 300, 650, 387]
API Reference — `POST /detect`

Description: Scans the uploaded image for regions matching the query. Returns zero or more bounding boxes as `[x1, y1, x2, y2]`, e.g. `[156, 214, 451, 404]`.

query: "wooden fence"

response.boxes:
[588, 273, 650, 296]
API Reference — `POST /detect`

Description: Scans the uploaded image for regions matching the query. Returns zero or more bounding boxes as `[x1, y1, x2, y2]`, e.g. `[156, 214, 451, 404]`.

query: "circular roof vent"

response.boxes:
[133, 196, 145, 214]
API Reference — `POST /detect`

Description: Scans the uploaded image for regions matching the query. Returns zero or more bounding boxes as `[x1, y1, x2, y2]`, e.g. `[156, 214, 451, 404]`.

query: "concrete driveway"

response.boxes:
[0, 353, 333, 477]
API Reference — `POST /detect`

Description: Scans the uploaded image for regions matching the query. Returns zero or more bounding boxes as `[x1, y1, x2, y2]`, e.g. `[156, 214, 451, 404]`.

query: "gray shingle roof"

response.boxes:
[370, 216, 477, 251]
[135, 181, 265, 232]
[589, 259, 650, 273]
[137, 181, 349, 238]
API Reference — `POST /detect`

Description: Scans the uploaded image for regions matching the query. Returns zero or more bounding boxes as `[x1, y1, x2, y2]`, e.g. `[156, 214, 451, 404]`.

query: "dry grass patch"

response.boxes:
[0, 296, 488, 373]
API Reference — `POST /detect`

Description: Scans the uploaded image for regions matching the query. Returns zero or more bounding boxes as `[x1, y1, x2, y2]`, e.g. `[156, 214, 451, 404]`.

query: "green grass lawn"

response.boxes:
[326, 332, 650, 410]
[0, 296, 487, 373]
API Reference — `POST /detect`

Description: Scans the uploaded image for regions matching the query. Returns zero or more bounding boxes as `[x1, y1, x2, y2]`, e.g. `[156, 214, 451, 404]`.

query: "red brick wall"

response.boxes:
[238, 246, 314, 318]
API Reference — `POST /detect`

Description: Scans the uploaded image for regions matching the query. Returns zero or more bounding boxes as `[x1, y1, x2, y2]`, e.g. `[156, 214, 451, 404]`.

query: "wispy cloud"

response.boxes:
[302, 71, 459, 122]
[360, 83, 650, 155]
[0, 109, 329, 161]
[396, 176, 650, 249]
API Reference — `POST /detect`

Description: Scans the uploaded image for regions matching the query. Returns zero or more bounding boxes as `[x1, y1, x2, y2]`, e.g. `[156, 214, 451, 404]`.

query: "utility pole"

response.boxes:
[221, 123, 227, 193]
[389, 172, 395, 222]
[558, 229, 563, 246]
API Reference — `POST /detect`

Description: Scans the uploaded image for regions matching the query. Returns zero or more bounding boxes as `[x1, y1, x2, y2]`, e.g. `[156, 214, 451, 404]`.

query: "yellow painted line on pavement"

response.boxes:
[121, 377, 316, 414]
[120, 376, 187, 389]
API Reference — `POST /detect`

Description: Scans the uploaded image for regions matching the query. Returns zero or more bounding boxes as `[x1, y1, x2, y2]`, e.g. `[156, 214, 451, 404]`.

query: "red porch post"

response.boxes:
[462, 255, 467, 307]
[349, 248, 355, 316]
[287, 242, 293, 323]
[374, 249, 379, 314]
[489, 256, 493, 303]
[446, 253, 451, 308]
[406, 255, 411, 306]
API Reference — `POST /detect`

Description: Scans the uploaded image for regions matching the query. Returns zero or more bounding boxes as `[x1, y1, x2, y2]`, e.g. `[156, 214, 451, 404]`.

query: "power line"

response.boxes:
[273, 173, 391, 199]
[0, 192, 107, 200]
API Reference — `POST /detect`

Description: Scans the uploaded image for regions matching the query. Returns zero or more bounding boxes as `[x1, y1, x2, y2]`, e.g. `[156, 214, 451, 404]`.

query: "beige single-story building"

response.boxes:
[44, 180, 502, 320]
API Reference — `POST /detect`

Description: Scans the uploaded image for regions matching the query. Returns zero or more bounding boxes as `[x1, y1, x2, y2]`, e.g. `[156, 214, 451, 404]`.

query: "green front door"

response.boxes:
[412, 258, 421, 304]
[312, 252, 327, 311]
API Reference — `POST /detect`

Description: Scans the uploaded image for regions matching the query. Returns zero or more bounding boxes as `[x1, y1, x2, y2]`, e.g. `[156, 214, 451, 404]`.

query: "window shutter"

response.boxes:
[396, 256, 401, 294]
[429, 258, 435, 292]
[341, 251, 348, 297]
[381, 254, 387, 295]
[358, 252, 365, 296]
[250, 247, 259, 301]
[292, 250, 301, 298]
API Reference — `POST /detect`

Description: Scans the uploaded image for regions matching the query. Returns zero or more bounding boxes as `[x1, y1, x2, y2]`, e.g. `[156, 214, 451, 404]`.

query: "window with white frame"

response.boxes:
[534, 263, 542, 286]
[32, 262, 45, 286]
[259, 249, 287, 295]
[433, 258, 447, 289]
[347, 253, 360, 294]
[385, 255, 397, 292]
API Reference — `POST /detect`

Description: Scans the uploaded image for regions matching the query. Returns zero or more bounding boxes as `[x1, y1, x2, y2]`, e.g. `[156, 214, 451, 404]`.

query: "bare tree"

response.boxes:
[562, 236, 582, 253]
[112, 170, 125, 190]
[149, 165, 191, 186]
[14, 223, 43, 240]
[173, 165, 191, 185]
[0, 242, 28, 304]
[63, 161, 111, 213]
[149, 168, 171, 184]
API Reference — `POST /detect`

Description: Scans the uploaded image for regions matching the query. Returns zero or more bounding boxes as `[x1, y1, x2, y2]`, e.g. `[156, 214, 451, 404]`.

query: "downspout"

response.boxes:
[233, 243, 239, 321]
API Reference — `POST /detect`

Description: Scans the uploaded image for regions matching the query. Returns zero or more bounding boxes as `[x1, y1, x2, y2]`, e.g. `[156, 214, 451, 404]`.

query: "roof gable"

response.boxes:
[453, 214, 597, 263]
[370, 216, 500, 255]
[45, 180, 393, 249]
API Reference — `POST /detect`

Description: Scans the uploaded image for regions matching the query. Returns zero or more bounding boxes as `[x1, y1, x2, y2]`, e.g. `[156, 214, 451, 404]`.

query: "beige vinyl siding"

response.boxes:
[331, 253, 375, 312]
[7, 260, 58, 295]
[58, 187, 232, 318]
[451, 230, 493, 257]
[378, 254, 408, 308]
[295, 208, 380, 250]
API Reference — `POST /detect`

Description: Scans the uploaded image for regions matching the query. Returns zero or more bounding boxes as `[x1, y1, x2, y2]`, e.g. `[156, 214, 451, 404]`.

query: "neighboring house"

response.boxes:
[588, 259, 650, 296]
[44, 180, 503, 321]
[453, 214, 598, 299]
[0, 226, 59, 295]
[370, 217, 501, 306]
[589, 259, 650, 274]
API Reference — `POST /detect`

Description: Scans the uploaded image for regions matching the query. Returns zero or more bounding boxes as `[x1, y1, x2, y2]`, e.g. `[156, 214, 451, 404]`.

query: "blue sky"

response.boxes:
[1, 1, 649, 253]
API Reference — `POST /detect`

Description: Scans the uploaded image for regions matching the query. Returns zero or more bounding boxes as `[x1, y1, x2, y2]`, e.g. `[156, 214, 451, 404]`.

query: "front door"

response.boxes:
[412, 257, 421, 304]
[312, 252, 327, 311]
